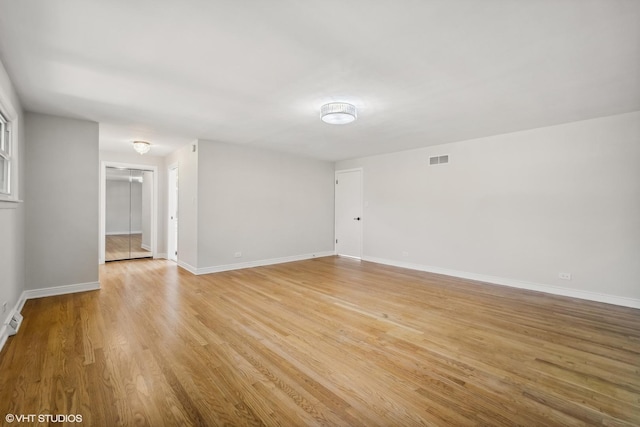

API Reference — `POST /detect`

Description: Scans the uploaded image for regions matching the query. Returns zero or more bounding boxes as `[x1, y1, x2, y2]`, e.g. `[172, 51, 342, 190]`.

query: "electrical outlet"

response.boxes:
[234, 251, 242, 258]
[558, 272, 572, 280]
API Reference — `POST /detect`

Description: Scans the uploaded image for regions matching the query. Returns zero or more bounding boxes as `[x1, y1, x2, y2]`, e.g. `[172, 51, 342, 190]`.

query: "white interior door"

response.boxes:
[335, 169, 363, 258]
[167, 166, 178, 262]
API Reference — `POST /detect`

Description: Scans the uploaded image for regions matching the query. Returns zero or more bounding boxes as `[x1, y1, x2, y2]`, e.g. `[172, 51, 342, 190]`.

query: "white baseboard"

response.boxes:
[0, 326, 10, 354]
[177, 260, 197, 274]
[187, 251, 336, 275]
[155, 252, 168, 260]
[23, 281, 101, 300]
[141, 243, 151, 251]
[363, 256, 640, 309]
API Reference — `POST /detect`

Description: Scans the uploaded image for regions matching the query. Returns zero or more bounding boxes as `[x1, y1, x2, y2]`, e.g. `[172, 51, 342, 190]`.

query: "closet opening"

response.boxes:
[104, 166, 154, 262]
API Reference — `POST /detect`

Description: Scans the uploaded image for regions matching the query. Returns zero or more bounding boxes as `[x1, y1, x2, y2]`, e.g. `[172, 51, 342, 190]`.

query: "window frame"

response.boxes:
[0, 112, 12, 196]
[0, 89, 20, 206]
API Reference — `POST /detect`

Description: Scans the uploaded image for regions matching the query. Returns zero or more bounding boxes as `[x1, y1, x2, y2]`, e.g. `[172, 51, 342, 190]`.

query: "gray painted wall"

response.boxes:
[25, 113, 99, 290]
[336, 111, 640, 302]
[196, 140, 335, 268]
[0, 58, 25, 326]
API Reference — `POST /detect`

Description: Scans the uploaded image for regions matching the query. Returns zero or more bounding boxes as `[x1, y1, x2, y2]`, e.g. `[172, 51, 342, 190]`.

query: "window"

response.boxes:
[0, 88, 19, 205]
[0, 112, 10, 195]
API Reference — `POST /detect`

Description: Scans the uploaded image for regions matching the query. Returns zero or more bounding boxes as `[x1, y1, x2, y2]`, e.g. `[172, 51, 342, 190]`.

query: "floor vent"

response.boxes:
[429, 155, 449, 165]
[7, 312, 23, 336]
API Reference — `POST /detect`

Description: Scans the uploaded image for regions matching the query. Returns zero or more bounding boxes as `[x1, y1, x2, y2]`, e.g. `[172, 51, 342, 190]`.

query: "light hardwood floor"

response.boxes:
[105, 233, 151, 261]
[1, 257, 638, 426]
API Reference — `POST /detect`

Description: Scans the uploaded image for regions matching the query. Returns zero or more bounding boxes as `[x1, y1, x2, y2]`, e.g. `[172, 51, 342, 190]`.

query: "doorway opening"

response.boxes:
[335, 168, 363, 259]
[100, 162, 158, 264]
[167, 164, 178, 262]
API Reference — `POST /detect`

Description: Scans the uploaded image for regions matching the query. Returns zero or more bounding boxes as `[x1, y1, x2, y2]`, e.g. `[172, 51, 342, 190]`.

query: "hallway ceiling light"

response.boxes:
[133, 140, 151, 155]
[321, 102, 357, 124]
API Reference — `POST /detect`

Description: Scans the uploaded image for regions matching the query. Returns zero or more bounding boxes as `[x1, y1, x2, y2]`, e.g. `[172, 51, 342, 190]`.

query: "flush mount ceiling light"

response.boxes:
[320, 102, 357, 124]
[133, 140, 151, 155]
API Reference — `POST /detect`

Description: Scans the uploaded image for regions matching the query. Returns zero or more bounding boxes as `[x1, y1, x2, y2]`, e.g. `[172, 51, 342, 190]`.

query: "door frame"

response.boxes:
[167, 163, 178, 262]
[99, 161, 159, 264]
[334, 168, 363, 259]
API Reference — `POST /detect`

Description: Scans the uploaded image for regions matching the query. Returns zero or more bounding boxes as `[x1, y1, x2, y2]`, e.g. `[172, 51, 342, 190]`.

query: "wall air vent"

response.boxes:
[429, 155, 449, 165]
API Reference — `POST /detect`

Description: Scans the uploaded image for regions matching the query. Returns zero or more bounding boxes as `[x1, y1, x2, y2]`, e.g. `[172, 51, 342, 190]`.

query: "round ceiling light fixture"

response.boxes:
[320, 102, 357, 124]
[133, 140, 151, 155]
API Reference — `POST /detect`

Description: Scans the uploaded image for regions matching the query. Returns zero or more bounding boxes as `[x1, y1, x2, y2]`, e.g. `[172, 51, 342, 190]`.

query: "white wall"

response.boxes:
[336, 111, 640, 306]
[196, 140, 335, 271]
[0, 58, 25, 335]
[25, 113, 99, 290]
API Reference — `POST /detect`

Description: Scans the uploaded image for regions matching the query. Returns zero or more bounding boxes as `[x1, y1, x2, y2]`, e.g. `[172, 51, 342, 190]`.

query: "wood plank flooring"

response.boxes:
[1, 256, 639, 426]
[105, 233, 151, 261]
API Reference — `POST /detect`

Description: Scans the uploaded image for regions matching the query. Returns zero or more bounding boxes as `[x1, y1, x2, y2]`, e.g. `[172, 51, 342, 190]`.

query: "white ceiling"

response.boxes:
[0, 0, 638, 161]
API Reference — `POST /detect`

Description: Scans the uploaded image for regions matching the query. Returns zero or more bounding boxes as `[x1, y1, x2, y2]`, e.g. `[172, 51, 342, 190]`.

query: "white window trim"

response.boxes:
[0, 113, 12, 194]
[0, 86, 21, 208]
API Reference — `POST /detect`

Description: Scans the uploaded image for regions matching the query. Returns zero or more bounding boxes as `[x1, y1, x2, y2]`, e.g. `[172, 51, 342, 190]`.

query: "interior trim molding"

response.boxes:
[22, 281, 101, 300]
[177, 260, 198, 274]
[0, 199, 23, 209]
[0, 326, 9, 353]
[192, 251, 336, 275]
[362, 256, 640, 309]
